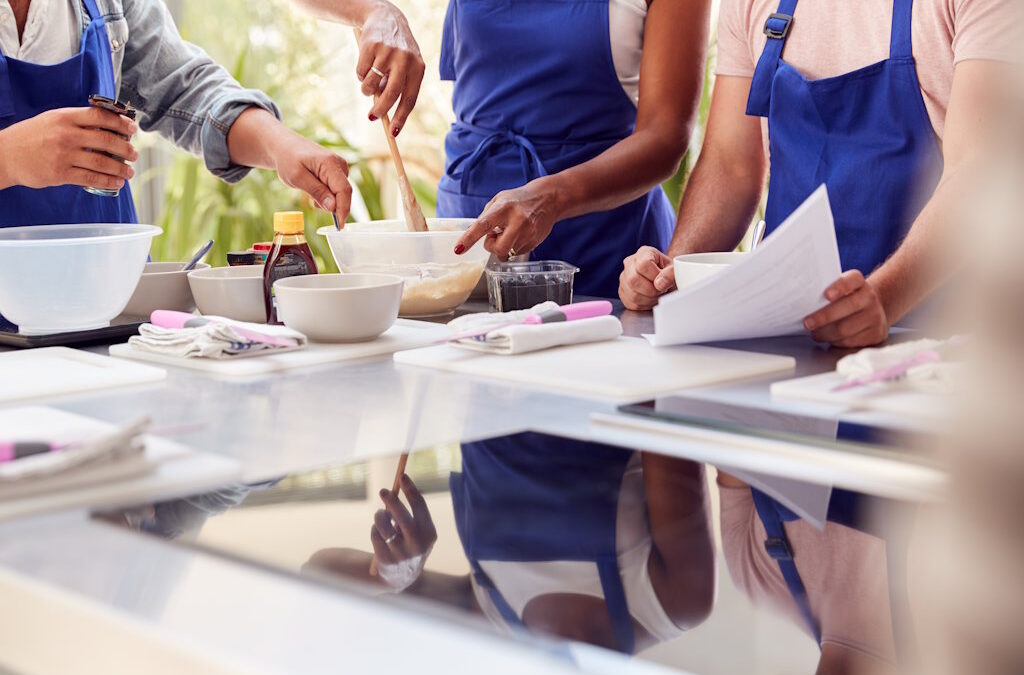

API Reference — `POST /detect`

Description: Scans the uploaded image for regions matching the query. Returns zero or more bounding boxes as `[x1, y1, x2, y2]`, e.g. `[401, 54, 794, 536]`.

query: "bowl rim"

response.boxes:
[187, 264, 264, 279]
[0, 223, 161, 246]
[316, 217, 474, 238]
[673, 251, 748, 264]
[273, 272, 405, 292]
[142, 261, 211, 276]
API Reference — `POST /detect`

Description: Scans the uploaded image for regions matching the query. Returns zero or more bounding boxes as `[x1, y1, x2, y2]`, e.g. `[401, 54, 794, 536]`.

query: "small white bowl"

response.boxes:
[274, 273, 403, 343]
[122, 261, 211, 318]
[673, 252, 747, 290]
[188, 265, 266, 323]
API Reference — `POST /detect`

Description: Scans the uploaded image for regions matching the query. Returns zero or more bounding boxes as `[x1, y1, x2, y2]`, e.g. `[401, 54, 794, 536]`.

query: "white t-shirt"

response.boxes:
[0, 0, 80, 65]
[610, 0, 647, 105]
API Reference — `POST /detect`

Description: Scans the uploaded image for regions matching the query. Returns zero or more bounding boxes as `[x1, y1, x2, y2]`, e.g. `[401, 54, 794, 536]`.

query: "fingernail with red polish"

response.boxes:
[454, 243, 466, 255]
[392, 126, 400, 137]
[369, 114, 378, 122]
[379, 489, 388, 498]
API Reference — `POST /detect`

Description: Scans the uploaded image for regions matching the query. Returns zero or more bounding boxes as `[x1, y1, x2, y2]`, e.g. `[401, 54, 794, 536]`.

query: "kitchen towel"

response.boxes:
[128, 317, 306, 359]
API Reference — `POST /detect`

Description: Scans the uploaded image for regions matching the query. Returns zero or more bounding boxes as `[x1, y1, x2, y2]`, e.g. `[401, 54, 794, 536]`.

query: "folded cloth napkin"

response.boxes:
[446, 302, 561, 336]
[128, 317, 306, 359]
[836, 338, 944, 378]
[452, 315, 623, 355]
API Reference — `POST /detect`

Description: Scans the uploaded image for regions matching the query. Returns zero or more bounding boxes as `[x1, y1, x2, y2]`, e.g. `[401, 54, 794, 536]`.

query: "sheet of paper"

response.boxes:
[651, 185, 842, 346]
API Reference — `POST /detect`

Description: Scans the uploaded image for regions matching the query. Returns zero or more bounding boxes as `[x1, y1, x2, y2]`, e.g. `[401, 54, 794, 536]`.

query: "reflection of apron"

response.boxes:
[437, 0, 674, 298]
[746, 0, 941, 275]
[451, 433, 637, 653]
[0, 0, 137, 226]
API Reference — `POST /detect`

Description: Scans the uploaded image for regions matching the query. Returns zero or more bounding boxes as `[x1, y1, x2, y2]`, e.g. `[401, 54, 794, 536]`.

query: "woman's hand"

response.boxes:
[619, 246, 676, 310]
[371, 474, 437, 574]
[355, 1, 424, 137]
[454, 178, 564, 259]
[803, 270, 890, 348]
[0, 107, 138, 192]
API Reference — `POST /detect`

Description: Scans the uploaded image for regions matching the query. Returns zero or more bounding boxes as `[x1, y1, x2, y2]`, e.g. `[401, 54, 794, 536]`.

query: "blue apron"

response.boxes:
[747, 0, 941, 275]
[437, 0, 675, 298]
[0, 0, 137, 227]
[451, 434, 638, 653]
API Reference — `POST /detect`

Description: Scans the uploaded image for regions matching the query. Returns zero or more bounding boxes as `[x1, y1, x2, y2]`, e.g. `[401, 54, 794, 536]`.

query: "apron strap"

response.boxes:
[439, 0, 457, 81]
[889, 0, 915, 59]
[745, 0, 799, 117]
[751, 488, 822, 646]
[596, 555, 636, 653]
[448, 127, 548, 195]
[81, 0, 102, 22]
[0, 57, 14, 119]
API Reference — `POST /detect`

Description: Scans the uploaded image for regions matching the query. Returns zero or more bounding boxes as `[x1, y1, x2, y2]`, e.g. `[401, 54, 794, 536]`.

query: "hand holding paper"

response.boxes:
[651, 185, 842, 346]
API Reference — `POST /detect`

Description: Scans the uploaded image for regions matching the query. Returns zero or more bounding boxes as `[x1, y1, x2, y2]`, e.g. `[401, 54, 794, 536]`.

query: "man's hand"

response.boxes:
[0, 107, 138, 192]
[619, 246, 676, 310]
[803, 270, 889, 347]
[270, 134, 352, 222]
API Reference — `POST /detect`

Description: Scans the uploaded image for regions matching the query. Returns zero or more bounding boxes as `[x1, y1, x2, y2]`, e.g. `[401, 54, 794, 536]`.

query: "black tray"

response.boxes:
[0, 316, 146, 349]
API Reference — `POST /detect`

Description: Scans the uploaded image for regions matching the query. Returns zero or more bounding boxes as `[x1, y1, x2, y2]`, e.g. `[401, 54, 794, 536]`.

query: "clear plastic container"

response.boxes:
[485, 260, 579, 312]
[0, 224, 160, 334]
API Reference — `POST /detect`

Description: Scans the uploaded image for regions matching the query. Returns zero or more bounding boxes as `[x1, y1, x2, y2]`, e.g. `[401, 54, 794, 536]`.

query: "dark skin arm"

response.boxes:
[455, 0, 712, 258]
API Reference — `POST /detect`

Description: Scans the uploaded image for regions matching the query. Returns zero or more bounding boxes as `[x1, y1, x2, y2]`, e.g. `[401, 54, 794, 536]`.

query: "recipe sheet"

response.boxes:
[651, 185, 842, 346]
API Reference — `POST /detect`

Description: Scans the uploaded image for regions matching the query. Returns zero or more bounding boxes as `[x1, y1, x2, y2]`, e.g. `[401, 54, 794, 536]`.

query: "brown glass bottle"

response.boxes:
[263, 211, 318, 324]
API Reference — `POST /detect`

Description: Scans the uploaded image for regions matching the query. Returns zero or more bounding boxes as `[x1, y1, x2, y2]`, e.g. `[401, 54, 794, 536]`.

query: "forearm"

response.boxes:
[665, 148, 765, 257]
[290, 0, 393, 24]
[226, 107, 291, 170]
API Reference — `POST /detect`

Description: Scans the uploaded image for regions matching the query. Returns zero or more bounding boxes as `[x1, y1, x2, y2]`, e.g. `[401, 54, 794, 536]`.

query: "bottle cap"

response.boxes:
[251, 242, 273, 252]
[273, 211, 305, 235]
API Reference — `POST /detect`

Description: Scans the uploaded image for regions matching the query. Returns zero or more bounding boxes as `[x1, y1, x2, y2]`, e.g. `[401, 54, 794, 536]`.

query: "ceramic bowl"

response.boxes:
[318, 219, 489, 317]
[121, 261, 211, 318]
[274, 273, 403, 343]
[187, 265, 266, 323]
[673, 252, 747, 291]
[0, 223, 160, 334]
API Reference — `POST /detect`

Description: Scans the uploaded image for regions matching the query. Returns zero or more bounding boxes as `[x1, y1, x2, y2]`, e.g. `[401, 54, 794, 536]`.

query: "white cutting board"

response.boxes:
[770, 370, 948, 422]
[109, 319, 448, 377]
[393, 337, 796, 402]
[0, 348, 166, 404]
[0, 407, 241, 521]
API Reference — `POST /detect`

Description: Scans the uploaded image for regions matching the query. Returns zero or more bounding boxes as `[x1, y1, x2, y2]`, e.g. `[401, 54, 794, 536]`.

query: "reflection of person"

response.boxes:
[619, 0, 1014, 347]
[0, 0, 351, 227]
[307, 442, 717, 654]
[444, 0, 711, 298]
[719, 476, 899, 675]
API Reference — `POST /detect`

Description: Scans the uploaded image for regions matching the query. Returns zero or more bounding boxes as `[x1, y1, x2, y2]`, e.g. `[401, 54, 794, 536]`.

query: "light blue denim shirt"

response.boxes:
[80, 0, 281, 183]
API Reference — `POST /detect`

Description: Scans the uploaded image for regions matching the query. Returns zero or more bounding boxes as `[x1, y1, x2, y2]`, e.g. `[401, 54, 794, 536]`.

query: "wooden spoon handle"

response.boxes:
[369, 452, 410, 577]
[353, 28, 428, 233]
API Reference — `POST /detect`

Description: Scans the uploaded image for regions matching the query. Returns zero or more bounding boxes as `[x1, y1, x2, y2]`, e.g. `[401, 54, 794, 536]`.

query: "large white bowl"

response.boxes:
[275, 273, 403, 343]
[188, 265, 267, 323]
[0, 223, 160, 334]
[122, 261, 211, 318]
[318, 218, 490, 317]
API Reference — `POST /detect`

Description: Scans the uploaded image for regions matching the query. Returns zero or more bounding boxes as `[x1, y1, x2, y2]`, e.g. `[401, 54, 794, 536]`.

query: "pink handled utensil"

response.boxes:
[830, 350, 941, 392]
[443, 300, 614, 343]
[150, 310, 299, 349]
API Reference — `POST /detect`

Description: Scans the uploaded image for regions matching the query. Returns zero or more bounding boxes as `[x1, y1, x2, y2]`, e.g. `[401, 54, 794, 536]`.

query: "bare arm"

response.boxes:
[619, 75, 766, 309]
[455, 0, 713, 257]
[804, 60, 1007, 347]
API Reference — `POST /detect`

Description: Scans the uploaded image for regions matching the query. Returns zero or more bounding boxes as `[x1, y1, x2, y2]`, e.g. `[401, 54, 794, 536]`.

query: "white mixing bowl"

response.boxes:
[318, 218, 490, 317]
[0, 223, 160, 334]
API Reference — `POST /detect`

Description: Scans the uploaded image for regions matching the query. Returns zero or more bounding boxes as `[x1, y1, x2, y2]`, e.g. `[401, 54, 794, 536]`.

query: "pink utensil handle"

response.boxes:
[832, 350, 941, 392]
[150, 310, 297, 349]
[522, 300, 614, 325]
[150, 310, 197, 329]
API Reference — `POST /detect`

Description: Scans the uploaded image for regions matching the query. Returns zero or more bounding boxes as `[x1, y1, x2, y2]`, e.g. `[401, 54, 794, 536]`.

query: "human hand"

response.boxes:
[268, 132, 352, 222]
[803, 270, 890, 348]
[453, 181, 562, 259]
[619, 246, 676, 310]
[355, 1, 424, 136]
[0, 107, 138, 192]
[371, 474, 437, 589]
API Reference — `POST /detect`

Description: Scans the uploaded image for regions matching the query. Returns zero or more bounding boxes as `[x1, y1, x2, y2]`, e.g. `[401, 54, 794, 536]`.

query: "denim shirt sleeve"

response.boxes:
[115, 0, 281, 183]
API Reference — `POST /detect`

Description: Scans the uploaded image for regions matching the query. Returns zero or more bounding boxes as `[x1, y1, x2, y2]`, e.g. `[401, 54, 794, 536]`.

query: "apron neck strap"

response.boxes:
[744, 0, 799, 117]
[0, 58, 12, 119]
[81, 0, 103, 22]
[889, 0, 915, 59]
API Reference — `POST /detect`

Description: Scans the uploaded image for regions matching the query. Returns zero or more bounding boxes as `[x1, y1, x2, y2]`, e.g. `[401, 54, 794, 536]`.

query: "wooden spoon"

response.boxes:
[353, 29, 428, 233]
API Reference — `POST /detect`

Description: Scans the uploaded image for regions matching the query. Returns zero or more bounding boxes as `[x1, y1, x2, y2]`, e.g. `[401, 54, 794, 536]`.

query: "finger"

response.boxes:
[373, 509, 397, 541]
[66, 167, 126, 192]
[315, 154, 351, 219]
[804, 288, 870, 332]
[76, 107, 138, 137]
[823, 269, 866, 302]
[82, 129, 138, 162]
[71, 150, 134, 180]
[624, 271, 660, 298]
[370, 68, 406, 122]
[455, 211, 502, 254]
[833, 326, 887, 349]
[619, 286, 656, 312]
[355, 37, 376, 81]
[287, 166, 336, 213]
[389, 60, 424, 136]
[369, 526, 396, 566]
[653, 266, 677, 293]
[399, 474, 429, 523]
[634, 249, 666, 282]
[360, 62, 386, 100]
[379, 488, 415, 539]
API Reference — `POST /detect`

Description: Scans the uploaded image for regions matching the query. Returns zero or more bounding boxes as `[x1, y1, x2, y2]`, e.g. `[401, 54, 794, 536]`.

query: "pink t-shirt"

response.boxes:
[716, 0, 1020, 139]
[719, 485, 897, 663]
